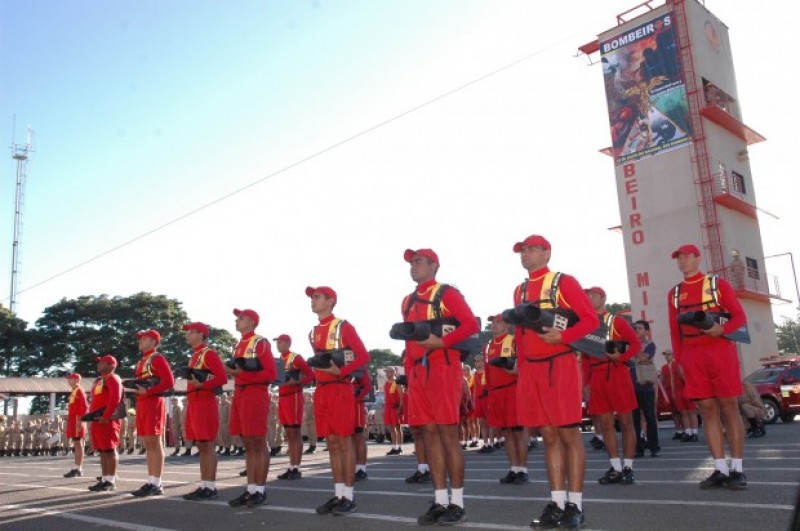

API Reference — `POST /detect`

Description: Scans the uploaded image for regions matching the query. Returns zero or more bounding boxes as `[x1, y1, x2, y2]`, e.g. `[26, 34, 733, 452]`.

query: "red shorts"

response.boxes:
[136, 397, 166, 436]
[384, 400, 401, 425]
[407, 353, 462, 426]
[314, 382, 356, 437]
[185, 394, 219, 441]
[587, 362, 637, 416]
[400, 398, 409, 424]
[470, 397, 487, 418]
[279, 392, 304, 427]
[66, 414, 85, 439]
[517, 352, 582, 428]
[355, 402, 367, 431]
[681, 342, 743, 399]
[91, 420, 121, 451]
[230, 384, 270, 437]
[488, 383, 519, 428]
[673, 388, 698, 411]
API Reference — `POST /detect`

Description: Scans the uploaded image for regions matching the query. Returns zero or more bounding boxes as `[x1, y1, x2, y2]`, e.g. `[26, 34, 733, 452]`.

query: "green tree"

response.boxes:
[31, 292, 236, 378]
[776, 315, 800, 355]
[0, 304, 31, 376]
[367, 348, 401, 375]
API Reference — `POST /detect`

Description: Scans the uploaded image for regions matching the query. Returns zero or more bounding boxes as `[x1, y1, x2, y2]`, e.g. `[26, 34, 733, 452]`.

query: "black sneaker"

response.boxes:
[530, 502, 563, 529]
[699, 470, 730, 489]
[277, 469, 301, 480]
[558, 502, 584, 529]
[620, 467, 634, 485]
[131, 483, 163, 497]
[228, 491, 250, 507]
[246, 491, 267, 508]
[687, 434, 699, 442]
[195, 488, 219, 501]
[332, 497, 357, 515]
[673, 432, 684, 440]
[405, 470, 432, 483]
[239, 468, 248, 477]
[650, 449, 660, 457]
[304, 446, 317, 455]
[514, 472, 530, 485]
[728, 471, 748, 490]
[477, 445, 494, 454]
[417, 502, 447, 525]
[316, 497, 341, 515]
[64, 469, 82, 478]
[183, 486, 205, 500]
[500, 470, 517, 484]
[438, 503, 466, 525]
[88, 480, 115, 492]
[528, 439, 538, 450]
[354, 469, 368, 481]
[468, 440, 479, 448]
[598, 467, 622, 485]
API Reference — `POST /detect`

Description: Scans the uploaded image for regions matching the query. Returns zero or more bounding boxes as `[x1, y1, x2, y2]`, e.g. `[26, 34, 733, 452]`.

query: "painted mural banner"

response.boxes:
[601, 11, 692, 165]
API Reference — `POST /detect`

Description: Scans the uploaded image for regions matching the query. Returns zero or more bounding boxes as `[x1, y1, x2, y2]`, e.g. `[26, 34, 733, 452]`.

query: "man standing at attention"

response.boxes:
[307, 285, 370, 516]
[181, 321, 228, 501]
[63, 373, 88, 478]
[132, 329, 175, 497]
[512, 235, 599, 529]
[275, 333, 314, 480]
[402, 248, 480, 525]
[668, 244, 748, 489]
[225, 308, 277, 508]
[87, 355, 123, 492]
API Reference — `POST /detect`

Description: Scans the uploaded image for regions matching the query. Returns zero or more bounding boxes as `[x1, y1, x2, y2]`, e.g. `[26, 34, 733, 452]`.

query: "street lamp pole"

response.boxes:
[765, 252, 800, 311]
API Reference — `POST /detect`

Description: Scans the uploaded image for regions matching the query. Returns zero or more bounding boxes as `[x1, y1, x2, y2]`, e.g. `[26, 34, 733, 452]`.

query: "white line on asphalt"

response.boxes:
[0, 502, 177, 531]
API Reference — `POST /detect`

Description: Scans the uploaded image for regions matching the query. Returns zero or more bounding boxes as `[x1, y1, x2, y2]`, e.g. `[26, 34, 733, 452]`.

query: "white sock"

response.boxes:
[206, 481, 216, 490]
[76, 465, 82, 472]
[418, 464, 429, 473]
[107, 475, 115, 484]
[247, 484, 257, 494]
[335, 483, 344, 498]
[151, 476, 162, 487]
[597, 434, 604, 441]
[551, 490, 567, 510]
[714, 459, 730, 475]
[290, 463, 298, 470]
[610, 457, 622, 471]
[511, 466, 521, 473]
[623, 459, 633, 469]
[731, 458, 743, 472]
[255, 485, 265, 494]
[519, 467, 528, 474]
[356, 464, 366, 472]
[568, 491, 583, 511]
[677, 430, 684, 434]
[434, 489, 448, 506]
[450, 487, 464, 508]
[343, 485, 354, 500]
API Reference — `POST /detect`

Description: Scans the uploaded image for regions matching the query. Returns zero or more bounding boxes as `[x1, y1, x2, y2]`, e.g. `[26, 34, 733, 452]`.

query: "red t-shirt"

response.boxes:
[135, 349, 176, 396]
[232, 332, 277, 385]
[89, 373, 123, 420]
[187, 343, 228, 399]
[485, 334, 517, 389]
[309, 314, 369, 383]
[513, 267, 599, 360]
[278, 352, 314, 396]
[67, 386, 88, 418]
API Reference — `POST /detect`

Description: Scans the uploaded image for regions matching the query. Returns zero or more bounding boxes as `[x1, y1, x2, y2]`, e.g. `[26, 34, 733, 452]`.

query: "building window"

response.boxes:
[732, 171, 746, 195]
[745, 257, 759, 279]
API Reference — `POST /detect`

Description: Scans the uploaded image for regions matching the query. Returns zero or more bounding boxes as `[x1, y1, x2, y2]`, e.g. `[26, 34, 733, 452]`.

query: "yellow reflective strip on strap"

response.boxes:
[500, 335, 515, 357]
[324, 319, 343, 350]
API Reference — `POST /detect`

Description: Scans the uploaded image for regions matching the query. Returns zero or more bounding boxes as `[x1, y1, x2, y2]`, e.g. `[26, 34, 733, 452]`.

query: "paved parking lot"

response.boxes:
[2, 422, 799, 530]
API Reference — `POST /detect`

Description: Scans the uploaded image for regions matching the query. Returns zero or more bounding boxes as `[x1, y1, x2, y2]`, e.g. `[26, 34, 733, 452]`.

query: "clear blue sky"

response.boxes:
[2, 0, 798, 358]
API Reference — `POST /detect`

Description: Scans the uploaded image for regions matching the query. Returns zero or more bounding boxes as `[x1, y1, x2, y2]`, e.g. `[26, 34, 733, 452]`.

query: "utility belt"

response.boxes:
[412, 348, 462, 379]
[522, 348, 573, 387]
[589, 358, 618, 382]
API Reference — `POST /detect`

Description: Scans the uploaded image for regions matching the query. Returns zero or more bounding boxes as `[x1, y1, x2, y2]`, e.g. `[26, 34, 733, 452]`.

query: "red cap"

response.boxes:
[273, 334, 291, 343]
[671, 244, 701, 258]
[305, 286, 337, 303]
[404, 248, 440, 266]
[487, 314, 505, 323]
[136, 329, 161, 343]
[513, 235, 551, 252]
[233, 309, 260, 327]
[585, 286, 607, 298]
[183, 322, 210, 336]
[66, 373, 81, 381]
[96, 354, 118, 367]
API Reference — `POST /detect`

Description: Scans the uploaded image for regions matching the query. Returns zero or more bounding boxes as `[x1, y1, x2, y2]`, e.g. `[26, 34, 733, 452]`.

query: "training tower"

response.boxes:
[579, 0, 779, 375]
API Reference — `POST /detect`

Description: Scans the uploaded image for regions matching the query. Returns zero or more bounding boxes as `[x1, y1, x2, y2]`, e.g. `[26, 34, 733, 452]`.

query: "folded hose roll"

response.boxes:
[677, 311, 751, 343]
[224, 357, 263, 372]
[121, 377, 160, 390]
[307, 350, 363, 381]
[174, 366, 212, 382]
[389, 319, 482, 358]
[501, 303, 578, 333]
[395, 374, 408, 386]
[604, 341, 628, 354]
[487, 356, 517, 371]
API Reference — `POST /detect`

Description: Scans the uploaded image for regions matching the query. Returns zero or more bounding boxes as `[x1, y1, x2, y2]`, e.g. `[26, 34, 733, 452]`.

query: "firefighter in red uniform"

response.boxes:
[512, 235, 599, 529]
[307, 285, 370, 516]
[181, 322, 228, 501]
[87, 355, 123, 492]
[383, 366, 404, 455]
[583, 287, 642, 486]
[132, 329, 175, 497]
[471, 355, 491, 452]
[226, 308, 277, 508]
[402, 248, 480, 525]
[353, 368, 372, 481]
[485, 314, 530, 485]
[63, 373, 88, 478]
[274, 333, 314, 480]
[668, 244, 748, 489]
[660, 349, 699, 441]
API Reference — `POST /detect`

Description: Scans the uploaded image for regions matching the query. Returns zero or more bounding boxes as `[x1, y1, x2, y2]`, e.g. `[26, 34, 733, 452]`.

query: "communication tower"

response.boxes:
[9, 122, 34, 314]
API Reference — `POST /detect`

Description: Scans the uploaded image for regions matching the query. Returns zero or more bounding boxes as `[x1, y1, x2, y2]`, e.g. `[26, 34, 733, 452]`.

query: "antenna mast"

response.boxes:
[9, 121, 34, 314]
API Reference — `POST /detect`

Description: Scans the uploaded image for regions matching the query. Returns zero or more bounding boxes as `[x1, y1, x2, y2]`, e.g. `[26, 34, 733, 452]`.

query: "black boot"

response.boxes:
[223, 447, 231, 456]
[746, 418, 760, 438]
